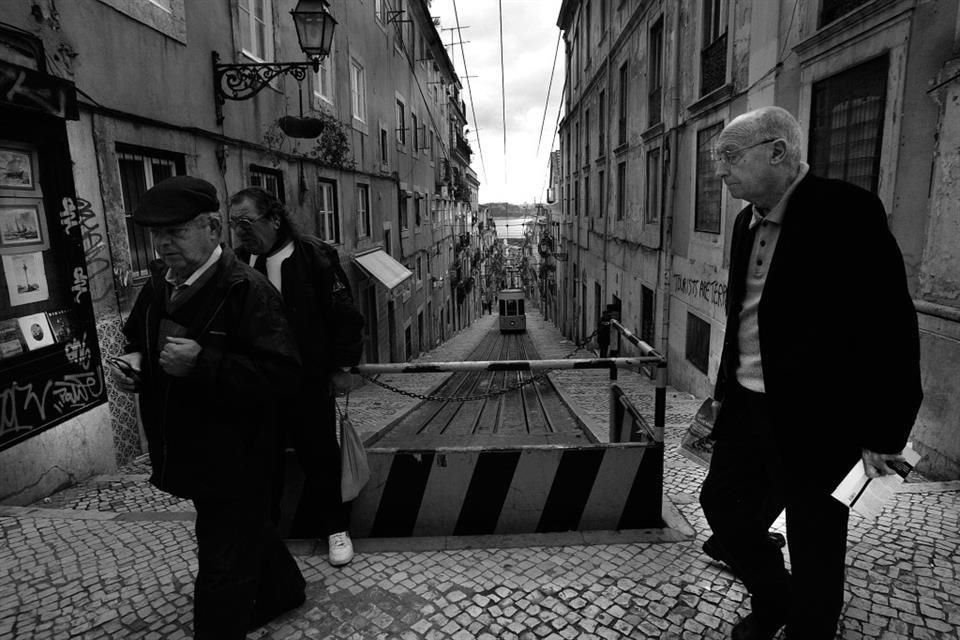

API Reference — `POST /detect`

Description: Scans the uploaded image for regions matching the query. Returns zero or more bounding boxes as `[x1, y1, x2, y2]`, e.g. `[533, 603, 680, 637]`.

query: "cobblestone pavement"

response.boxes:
[1, 309, 958, 639]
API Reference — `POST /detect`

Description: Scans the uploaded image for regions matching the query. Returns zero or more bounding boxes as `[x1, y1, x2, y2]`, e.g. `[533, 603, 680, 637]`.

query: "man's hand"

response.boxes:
[108, 352, 143, 393]
[160, 337, 201, 377]
[861, 449, 906, 479]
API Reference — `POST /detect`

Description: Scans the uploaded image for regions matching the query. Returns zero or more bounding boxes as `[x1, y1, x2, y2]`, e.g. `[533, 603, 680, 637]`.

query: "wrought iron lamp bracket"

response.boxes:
[212, 51, 320, 124]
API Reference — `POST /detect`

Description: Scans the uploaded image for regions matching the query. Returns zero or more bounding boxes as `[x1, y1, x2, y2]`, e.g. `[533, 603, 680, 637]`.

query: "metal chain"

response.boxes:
[357, 327, 601, 403]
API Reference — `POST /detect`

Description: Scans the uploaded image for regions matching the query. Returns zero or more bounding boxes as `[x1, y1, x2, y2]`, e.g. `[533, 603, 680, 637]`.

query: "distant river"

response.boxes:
[489, 217, 533, 240]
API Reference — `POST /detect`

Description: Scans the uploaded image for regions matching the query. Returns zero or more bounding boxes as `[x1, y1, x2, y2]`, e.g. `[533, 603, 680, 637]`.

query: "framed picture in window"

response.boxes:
[0, 142, 40, 197]
[0, 199, 49, 254]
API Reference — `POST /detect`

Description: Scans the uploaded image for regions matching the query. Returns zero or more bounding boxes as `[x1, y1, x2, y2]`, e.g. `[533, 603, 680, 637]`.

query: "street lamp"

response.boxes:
[212, 0, 337, 124]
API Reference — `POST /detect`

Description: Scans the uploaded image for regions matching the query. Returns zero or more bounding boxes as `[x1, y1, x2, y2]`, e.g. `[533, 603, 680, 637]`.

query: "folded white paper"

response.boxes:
[831, 444, 920, 520]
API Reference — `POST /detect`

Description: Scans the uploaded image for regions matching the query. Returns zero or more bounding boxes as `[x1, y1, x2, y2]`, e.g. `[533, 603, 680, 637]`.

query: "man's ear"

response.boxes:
[770, 139, 787, 165]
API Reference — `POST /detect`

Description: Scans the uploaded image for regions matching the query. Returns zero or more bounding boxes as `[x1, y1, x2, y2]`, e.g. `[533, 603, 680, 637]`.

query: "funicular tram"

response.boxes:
[498, 288, 526, 333]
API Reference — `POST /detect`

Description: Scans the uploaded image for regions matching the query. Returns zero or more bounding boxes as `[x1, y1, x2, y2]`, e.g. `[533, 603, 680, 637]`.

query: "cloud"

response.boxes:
[432, 0, 565, 203]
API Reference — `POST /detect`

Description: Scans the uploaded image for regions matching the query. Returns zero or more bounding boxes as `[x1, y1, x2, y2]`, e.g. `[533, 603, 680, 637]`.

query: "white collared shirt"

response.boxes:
[249, 240, 295, 294]
[165, 245, 222, 300]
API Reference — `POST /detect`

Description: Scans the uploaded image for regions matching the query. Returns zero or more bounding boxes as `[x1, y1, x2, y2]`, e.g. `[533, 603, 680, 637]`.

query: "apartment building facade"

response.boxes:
[0, 0, 478, 503]
[556, 0, 960, 478]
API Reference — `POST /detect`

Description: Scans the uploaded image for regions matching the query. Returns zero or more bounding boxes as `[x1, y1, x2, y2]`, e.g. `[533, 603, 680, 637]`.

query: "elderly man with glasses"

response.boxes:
[228, 186, 364, 568]
[699, 107, 922, 640]
[110, 176, 306, 638]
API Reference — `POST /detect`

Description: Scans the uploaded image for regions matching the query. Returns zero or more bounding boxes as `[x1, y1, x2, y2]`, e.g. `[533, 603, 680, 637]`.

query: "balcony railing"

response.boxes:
[700, 32, 727, 96]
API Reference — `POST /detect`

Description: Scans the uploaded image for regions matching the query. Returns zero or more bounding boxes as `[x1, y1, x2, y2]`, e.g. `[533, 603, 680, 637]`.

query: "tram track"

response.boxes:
[374, 326, 592, 448]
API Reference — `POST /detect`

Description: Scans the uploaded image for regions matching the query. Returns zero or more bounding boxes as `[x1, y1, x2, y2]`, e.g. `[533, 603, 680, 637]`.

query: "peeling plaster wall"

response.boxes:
[0, 404, 114, 506]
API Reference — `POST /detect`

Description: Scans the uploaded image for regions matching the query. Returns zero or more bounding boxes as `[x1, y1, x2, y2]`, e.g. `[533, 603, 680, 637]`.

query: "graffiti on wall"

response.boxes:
[0, 368, 104, 441]
[673, 274, 727, 310]
[60, 197, 112, 303]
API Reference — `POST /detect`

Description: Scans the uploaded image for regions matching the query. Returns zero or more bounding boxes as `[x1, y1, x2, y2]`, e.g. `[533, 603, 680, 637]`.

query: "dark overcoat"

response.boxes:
[712, 173, 923, 484]
[122, 247, 301, 499]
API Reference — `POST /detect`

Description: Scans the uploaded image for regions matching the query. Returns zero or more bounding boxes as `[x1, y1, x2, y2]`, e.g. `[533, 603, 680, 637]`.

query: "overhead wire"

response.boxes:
[498, 0, 507, 181]
[452, 0, 488, 182]
[535, 31, 562, 158]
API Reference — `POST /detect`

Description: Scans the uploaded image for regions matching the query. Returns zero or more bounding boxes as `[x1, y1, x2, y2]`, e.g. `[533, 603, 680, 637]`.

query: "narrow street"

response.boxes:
[2, 309, 957, 640]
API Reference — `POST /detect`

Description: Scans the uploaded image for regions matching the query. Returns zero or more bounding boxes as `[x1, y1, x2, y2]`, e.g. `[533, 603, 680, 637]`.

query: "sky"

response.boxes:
[429, 0, 565, 205]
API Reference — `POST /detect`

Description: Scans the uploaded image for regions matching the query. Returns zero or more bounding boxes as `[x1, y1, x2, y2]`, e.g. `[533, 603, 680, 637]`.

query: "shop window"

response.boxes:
[316, 179, 339, 243]
[0, 126, 107, 450]
[809, 55, 888, 194]
[117, 147, 184, 279]
[695, 123, 722, 233]
[685, 312, 710, 374]
[249, 165, 283, 201]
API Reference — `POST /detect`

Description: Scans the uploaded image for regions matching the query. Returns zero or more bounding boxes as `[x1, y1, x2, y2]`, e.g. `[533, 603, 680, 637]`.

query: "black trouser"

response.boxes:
[280, 392, 350, 537]
[699, 383, 850, 640]
[192, 491, 305, 639]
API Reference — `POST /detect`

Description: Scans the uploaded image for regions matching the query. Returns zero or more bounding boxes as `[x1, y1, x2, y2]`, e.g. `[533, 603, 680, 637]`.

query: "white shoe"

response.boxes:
[327, 531, 354, 567]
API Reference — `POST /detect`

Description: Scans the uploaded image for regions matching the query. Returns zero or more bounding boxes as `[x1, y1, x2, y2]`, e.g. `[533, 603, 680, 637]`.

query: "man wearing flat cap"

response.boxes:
[109, 176, 307, 638]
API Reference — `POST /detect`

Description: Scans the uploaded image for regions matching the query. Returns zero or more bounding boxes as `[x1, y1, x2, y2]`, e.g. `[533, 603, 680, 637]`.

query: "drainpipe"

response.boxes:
[657, 5, 682, 365]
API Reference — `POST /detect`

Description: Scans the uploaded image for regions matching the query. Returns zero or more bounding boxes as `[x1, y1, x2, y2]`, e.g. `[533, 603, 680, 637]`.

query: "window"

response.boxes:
[375, 0, 385, 22]
[685, 312, 710, 374]
[414, 193, 422, 226]
[575, 121, 581, 168]
[239, 0, 274, 61]
[574, 179, 580, 217]
[405, 325, 412, 360]
[809, 55, 888, 194]
[695, 123, 723, 233]
[649, 18, 663, 126]
[820, 0, 872, 27]
[117, 147, 183, 279]
[618, 62, 628, 146]
[645, 148, 660, 224]
[314, 41, 334, 104]
[701, 0, 727, 95]
[585, 0, 592, 63]
[416, 255, 423, 283]
[412, 113, 419, 154]
[641, 285, 655, 346]
[400, 193, 409, 230]
[350, 60, 366, 122]
[317, 179, 339, 243]
[249, 165, 283, 201]
[616, 161, 626, 220]
[584, 175, 590, 217]
[357, 183, 371, 238]
[598, 169, 605, 218]
[598, 90, 606, 156]
[417, 310, 424, 353]
[380, 126, 390, 166]
[584, 109, 590, 163]
[396, 100, 406, 145]
[600, 0, 606, 32]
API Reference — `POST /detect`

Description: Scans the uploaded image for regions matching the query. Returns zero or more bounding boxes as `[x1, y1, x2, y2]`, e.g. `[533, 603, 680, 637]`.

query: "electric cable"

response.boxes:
[452, 0, 488, 182]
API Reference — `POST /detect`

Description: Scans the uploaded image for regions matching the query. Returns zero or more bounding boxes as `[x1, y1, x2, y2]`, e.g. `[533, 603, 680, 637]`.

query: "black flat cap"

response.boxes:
[133, 176, 220, 226]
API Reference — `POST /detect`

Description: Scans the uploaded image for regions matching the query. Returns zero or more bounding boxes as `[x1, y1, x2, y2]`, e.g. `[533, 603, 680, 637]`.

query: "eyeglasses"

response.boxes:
[227, 215, 264, 230]
[713, 138, 780, 166]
